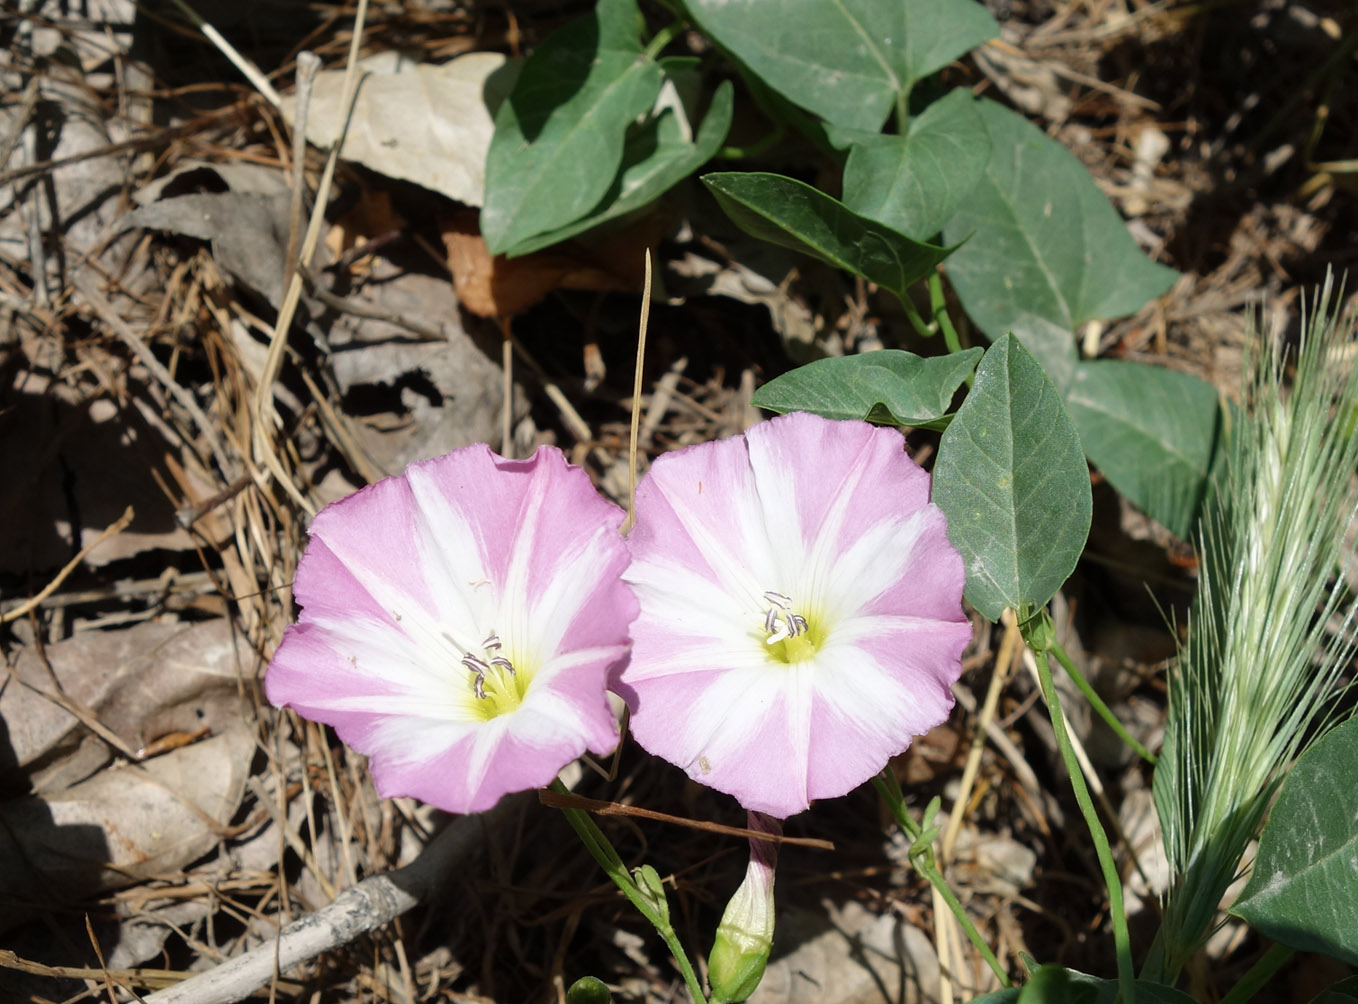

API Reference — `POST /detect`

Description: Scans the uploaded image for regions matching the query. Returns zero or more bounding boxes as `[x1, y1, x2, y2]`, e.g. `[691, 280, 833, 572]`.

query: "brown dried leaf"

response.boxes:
[1, 619, 251, 794]
[0, 726, 253, 928]
[440, 211, 635, 319]
[281, 51, 520, 208]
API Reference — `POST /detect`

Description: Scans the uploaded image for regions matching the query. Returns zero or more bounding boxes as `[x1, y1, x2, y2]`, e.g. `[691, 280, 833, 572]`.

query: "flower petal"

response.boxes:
[267, 444, 635, 815]
[622, 412, 969, 817]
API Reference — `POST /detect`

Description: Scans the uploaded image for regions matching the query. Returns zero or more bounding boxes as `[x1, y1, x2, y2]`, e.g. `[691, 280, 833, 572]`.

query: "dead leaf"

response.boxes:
[326, 259, 507, 472]
[282, 50, 520, 207]
[0, 726, 254, 929]
[440, 210, 645, 318]
[118, 189, 297, 307]
[0, 619, 251, 795]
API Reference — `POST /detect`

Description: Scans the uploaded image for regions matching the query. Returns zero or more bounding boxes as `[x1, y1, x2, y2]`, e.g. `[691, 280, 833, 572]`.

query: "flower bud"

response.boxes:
[708, 812, 780, 1004]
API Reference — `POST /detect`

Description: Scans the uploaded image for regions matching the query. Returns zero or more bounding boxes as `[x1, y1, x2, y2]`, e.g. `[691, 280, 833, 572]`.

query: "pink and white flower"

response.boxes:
[266, 445, 636, 815]
[617, 412, 970, 819]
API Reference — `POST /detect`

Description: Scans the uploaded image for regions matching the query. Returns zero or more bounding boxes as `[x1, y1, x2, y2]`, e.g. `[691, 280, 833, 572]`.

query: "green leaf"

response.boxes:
[684, 0, 998, 132]
[941, 99, 1177, 376]
[752, 348, 982, 428]
[504, 82, 734, 256]
[702, 172, 954, 303]
[1065, 360, 1223, 540]
[1013, 965, 1197, 1004]
[933, 334, 1092, 621]
[1232, 716, 1358, 966]
[843, 88, 990, 240]
[482, 0, 662, 253]
[1308, 977, 1358, 1004]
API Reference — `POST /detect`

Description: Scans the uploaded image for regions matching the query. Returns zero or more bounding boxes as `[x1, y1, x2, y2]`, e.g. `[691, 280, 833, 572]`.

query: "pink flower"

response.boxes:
[617, 412, 970, 819]
[266, 445, 636, 815]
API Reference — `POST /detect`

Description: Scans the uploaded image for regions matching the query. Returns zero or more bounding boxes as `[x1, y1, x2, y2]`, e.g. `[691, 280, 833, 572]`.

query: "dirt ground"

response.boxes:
[1, 1, 1355, 1002]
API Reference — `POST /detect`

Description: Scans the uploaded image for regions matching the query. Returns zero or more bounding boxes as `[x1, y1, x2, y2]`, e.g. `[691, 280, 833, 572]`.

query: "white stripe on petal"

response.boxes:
[627, 556, 755, 639]
[815, 509, 928, 616]
[647, 465, 774, 613]
[404, 464, 497, 651]
[524, 521, 626, 658]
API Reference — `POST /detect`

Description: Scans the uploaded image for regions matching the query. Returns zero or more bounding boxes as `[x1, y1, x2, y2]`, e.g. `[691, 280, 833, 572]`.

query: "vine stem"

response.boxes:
[1218, 943, 1293, 1004]
[873, 773, 1012, 988]
[1047, 641, 1156, 765]
[1029, 641, 1136, 1003]
[927, 273, 964, 356]
[551, 780, 708, 1002]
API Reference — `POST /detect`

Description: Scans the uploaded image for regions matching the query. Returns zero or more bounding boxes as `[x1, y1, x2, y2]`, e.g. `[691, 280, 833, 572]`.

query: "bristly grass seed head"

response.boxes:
[1151, 274, 1358, 981]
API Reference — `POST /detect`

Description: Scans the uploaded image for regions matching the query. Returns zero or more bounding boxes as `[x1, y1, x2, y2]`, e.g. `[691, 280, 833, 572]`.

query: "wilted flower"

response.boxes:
[618, 412, 970, 819]
[266, 444, 636, 815]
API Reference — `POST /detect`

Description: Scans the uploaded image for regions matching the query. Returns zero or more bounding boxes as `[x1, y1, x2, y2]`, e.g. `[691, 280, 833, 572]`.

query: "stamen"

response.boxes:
[462, 653, 490, 699]
[462, 636, 518, 700]
[763, 590, 792, 611]
[761, 590, 809, 646]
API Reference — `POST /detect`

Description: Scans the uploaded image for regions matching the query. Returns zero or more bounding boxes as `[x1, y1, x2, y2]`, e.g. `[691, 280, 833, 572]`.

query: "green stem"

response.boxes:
[552, 780, 708, 1002]
[872, 773, 1012, 988]
[1218, 943, 1293, 1004]
[717, 121, 786, 160]
[644, 20, 684, 60]
[927, 273, 964, 356]
[1048, 641, 1157, 765]
[894, 84, 910, 137]
[1029, 640, 1136, 1003]
[899, 292, 938, 339]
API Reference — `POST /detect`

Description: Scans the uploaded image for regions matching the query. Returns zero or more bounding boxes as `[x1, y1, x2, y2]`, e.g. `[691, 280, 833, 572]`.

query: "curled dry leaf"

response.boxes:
[440, 209, 653, 319]
[281, 51, 520, 207]
[326, 258, 507, 472]
[0, 619, 251, 794]
[0, 725, 254, 931]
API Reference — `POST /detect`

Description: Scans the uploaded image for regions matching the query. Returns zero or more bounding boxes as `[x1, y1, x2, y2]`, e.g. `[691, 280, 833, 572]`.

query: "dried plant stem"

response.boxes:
[622, 251, 653, 536]
[161, 0, 284, 108]
[137, 801, 516, 1004]
[281, 52, 321, 299]
[253, 0, 369, 512]
[0, 507, 133, 624]
[942, 611, 1020, 860]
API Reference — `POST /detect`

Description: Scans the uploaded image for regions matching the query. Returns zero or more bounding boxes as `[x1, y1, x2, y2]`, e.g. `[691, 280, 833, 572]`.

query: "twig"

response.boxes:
[253, 0, 369, 514]
[282, 52, 321, 299]
[622, 251, 652, 536]
[1, 506, 134, 624]
[0, 77, 40, 172]
[298, 264, 447, 343]
[134, 799, 519, 1004]
[74, 271, 235, 479]
[161, 0, 284, 108]
[0, 106, 251, 189]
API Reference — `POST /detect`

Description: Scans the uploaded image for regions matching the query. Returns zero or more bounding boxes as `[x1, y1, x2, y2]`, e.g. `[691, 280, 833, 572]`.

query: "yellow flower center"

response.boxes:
[761, 591, 823, 664]
[462, 633, 533, 720]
